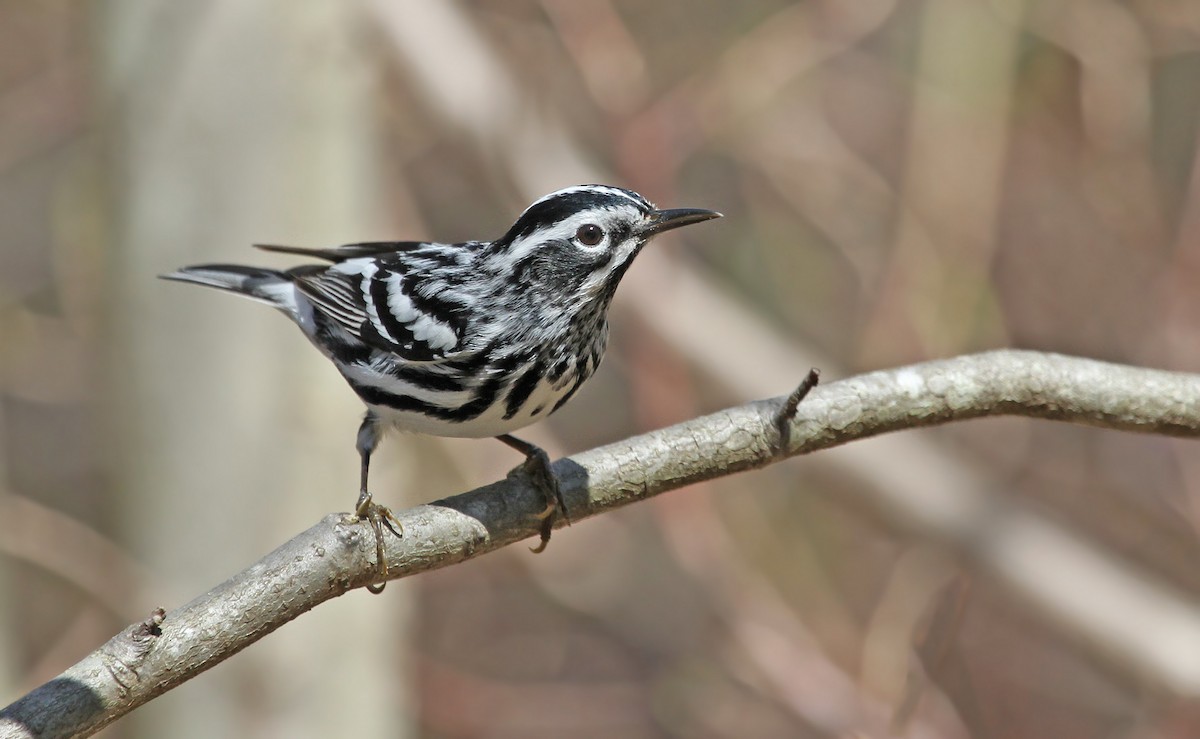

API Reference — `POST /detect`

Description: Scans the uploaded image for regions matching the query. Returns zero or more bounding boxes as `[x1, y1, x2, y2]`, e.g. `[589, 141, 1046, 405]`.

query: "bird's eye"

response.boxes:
[575, 223, 604, 247]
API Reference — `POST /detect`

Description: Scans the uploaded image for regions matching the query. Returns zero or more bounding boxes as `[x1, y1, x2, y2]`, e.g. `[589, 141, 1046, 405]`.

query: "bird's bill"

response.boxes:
[641, 208, 722, 236]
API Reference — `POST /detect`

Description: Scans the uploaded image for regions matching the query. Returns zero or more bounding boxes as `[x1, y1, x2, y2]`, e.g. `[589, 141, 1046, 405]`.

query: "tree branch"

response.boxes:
[4, 349, 1200, 738]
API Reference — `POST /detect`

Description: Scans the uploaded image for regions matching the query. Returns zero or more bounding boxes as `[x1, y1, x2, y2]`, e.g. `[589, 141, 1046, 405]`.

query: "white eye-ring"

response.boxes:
[574, 223, 604, 247]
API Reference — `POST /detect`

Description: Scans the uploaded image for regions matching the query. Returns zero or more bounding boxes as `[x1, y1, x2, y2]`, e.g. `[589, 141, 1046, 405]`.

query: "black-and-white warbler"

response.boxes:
[163, 184, 720, 561]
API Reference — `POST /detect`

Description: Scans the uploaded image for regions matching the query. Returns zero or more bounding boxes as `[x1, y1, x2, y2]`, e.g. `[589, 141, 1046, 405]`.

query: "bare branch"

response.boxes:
[3, 349, 1200, 738]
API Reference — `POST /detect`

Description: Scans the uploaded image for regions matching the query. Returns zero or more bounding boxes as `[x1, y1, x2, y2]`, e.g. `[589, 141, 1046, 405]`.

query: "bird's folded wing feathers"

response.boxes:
[290, 261, 467, 363]
[289, 267, 366, 335]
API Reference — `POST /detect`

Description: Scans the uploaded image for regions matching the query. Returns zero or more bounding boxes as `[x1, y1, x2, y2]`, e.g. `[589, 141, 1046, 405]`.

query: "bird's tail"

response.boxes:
[160, 264, 298, 312]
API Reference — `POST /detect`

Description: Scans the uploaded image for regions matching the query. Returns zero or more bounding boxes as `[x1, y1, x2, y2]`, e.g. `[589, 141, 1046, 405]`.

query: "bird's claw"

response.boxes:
[513, 446, 570, 553]
[495, 434, 571, 552]
[354, 490, 402, 594]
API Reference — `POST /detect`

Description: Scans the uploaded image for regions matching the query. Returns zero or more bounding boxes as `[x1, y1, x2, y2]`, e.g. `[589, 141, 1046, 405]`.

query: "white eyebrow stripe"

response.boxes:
[501, 207, 630, 264]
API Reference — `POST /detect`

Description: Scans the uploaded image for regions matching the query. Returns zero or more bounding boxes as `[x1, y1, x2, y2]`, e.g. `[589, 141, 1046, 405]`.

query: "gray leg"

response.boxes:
[355, 411, 381, 517]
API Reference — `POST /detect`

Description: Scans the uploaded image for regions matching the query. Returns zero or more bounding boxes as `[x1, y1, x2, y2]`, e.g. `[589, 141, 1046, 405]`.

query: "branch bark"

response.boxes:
[3, 349, 1200, 738]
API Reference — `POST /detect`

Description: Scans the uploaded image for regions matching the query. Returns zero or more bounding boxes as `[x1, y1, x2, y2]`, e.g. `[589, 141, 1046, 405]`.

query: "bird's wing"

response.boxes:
[255, 241, 425, 263]
[290, 258, 470, 362]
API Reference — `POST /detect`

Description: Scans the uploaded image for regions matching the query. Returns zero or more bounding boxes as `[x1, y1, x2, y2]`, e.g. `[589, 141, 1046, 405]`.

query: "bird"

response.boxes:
[162, 184, 721, 573]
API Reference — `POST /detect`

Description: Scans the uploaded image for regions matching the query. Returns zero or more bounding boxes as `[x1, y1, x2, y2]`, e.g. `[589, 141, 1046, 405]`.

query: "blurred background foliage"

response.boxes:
[3, 1, 1200, 737]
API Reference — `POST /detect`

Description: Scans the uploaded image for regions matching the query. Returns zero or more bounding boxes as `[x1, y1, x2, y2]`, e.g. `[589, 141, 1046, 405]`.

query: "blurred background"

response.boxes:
[3, 1, 1200, 736]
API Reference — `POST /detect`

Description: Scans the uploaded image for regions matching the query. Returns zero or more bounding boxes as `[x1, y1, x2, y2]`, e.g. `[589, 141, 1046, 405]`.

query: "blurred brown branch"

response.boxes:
[3, 349, 1200, 739]
[0, 494, 151, 621]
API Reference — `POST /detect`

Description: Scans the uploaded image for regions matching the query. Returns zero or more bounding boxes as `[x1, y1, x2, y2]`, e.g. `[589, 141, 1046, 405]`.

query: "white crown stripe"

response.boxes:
[524, 184, 653, 214]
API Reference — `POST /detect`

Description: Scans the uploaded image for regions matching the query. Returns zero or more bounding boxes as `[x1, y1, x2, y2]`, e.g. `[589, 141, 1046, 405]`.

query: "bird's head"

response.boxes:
[493, 185, 721, 305]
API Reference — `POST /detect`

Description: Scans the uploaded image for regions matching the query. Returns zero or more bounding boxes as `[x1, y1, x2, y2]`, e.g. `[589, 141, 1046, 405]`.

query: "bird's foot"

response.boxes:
[523, 447, 571, 553]
[498, 435, 570, 553]
[354, 489, 402, 594]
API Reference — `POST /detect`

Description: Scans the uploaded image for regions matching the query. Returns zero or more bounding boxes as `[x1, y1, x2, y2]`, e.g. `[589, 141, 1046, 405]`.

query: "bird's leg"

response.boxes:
[355, 412, 401, 594]
[354, 414, 378, 518]
[495, 433, 570, 553]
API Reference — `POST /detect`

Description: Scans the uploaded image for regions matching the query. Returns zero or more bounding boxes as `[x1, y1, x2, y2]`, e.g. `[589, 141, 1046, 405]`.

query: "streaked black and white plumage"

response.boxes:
[164, 184, 720, 553]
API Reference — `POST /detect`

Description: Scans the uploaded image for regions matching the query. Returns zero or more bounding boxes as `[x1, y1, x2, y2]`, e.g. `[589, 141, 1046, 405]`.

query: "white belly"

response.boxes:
[365, 370, 577, 438]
